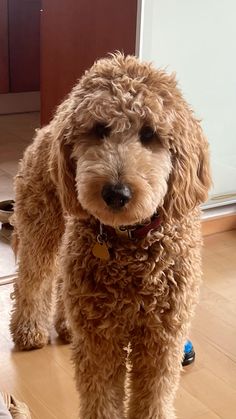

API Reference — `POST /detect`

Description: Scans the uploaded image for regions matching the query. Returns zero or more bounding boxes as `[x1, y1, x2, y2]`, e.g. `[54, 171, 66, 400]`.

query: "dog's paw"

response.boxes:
[54, 318, 72, 343]
[10, 321, 49, 350]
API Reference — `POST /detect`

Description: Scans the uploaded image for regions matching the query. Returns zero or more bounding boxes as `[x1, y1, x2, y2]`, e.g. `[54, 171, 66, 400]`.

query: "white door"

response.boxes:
[139, 0, 236, 207]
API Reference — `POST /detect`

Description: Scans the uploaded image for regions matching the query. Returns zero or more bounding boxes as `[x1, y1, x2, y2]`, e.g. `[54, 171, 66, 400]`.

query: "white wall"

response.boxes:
[139, 0, 236, 203]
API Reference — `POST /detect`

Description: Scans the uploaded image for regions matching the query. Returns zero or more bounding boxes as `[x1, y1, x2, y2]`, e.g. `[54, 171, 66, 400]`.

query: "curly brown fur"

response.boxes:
[10, 53, 211, 418]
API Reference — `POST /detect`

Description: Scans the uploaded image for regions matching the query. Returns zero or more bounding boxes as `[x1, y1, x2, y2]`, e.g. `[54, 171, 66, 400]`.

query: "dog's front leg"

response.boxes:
[10, 235, 59, 350]
[127, 326, 186, 419]
[72, 334, 127, 419]
[54, 274, 72, 343]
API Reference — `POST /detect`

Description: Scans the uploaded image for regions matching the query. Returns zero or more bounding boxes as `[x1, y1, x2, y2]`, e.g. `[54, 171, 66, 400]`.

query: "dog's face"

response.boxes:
[52, 54, 211, 226]
[72, 81, 172, 227]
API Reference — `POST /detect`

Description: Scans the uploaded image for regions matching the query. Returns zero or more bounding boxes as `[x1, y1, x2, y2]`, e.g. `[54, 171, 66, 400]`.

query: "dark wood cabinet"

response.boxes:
[1, 0, 138, 119]
[0, 0, 9, 93]
[41, 0, 138, 125]
[0, 0, 41, 94]
[8, 0, 41, 92]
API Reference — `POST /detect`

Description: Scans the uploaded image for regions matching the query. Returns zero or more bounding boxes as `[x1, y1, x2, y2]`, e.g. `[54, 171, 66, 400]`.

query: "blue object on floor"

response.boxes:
[182, 340, 195, 366]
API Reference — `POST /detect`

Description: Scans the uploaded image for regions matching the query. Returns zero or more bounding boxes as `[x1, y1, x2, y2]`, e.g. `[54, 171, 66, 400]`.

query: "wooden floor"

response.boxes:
[0, 230, 236, 419]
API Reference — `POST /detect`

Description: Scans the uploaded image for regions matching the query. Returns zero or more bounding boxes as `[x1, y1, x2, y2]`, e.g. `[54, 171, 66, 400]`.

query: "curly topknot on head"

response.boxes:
[50, 53, 211, 226]
[71, 53, 177, 135]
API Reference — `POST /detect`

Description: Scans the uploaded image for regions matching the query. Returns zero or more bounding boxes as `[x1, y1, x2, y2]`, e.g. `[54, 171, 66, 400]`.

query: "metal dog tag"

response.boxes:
[92, 242, 110, 260]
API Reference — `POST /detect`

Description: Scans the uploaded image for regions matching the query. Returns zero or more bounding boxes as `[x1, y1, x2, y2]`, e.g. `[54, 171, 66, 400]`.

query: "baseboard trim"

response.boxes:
[0, 92, 40, 114]
[202, 213, 236, 236]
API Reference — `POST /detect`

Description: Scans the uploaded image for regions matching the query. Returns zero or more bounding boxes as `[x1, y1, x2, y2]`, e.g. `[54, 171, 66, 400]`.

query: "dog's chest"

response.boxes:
[65, 226, 181, 327]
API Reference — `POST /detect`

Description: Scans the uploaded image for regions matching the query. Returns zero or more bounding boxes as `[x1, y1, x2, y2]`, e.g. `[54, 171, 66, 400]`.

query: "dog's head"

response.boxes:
[50, 53, 211, 226]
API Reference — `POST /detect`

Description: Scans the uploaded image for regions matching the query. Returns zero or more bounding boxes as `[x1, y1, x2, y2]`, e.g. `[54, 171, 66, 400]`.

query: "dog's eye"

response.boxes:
[139, 126, 156, 145]
[93, 123, 110, 139]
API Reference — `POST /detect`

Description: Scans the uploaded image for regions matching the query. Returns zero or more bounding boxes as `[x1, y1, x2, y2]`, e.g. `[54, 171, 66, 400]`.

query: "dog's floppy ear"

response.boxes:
[164, 112, 211, 218]
[49, 98, 88, 218]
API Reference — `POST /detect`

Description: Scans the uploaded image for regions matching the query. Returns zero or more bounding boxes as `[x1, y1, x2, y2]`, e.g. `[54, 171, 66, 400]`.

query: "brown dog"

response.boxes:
[10, 53, 211, 418]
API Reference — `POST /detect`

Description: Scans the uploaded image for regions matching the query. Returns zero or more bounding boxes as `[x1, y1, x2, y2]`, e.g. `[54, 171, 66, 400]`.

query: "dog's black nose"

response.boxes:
[101, 183, 132, 209]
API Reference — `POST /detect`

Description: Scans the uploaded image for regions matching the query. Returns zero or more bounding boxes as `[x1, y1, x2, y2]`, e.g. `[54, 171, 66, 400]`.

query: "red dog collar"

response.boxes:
[92, 213, 162, 260]
[100, 213, 161, 242]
